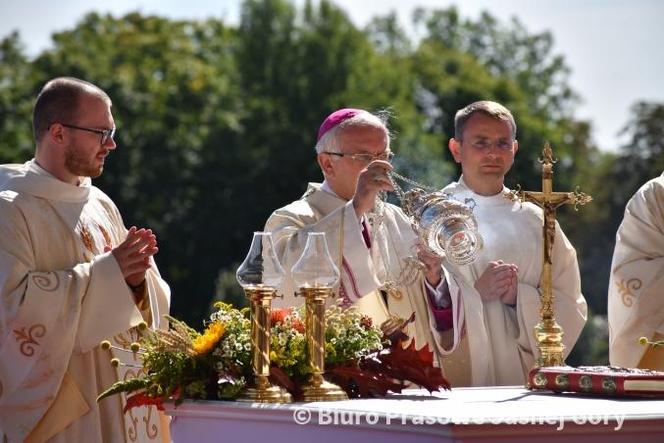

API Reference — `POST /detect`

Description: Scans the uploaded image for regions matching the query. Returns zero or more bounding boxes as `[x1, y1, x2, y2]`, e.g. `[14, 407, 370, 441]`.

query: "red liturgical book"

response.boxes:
[528, 366, 664, 397]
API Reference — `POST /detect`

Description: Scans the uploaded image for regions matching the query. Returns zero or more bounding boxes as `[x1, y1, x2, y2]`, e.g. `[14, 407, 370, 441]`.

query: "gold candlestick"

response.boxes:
[291, 232, 347, 401]
[238, 285, 292, 403]
[300, 286, 348, 402]
[506, 143, 591, 367]
[236, 231, 292, 403]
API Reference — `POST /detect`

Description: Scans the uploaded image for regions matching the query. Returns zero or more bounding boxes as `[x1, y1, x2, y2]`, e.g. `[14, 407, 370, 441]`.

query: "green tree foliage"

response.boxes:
[235, 0, 362, 212]
[1, 1, 641, 364]
[567, 310, 609, 366]
[0, 32, 36, 162]
[563, 102, 664, 365]
[614, 101, 664, 185]
[413, 8, 577, 118]
[575, 101, 664, 315]
[410, 6, 595, 197]
[22, 12, 242, 323]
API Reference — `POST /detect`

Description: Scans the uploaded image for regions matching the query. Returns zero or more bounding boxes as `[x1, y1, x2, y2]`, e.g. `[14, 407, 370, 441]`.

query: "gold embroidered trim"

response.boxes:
[80, 222, 113, 257]
[113, 332, 132, 348]
[125, 368, 139, 442]
[616, 278, 642, 307]
[32, 272, 60, 292]
[13, 324, 46, 357]
[98, 224, 112, 248]
[123, 368, 159, 440]
[80, 224, 95, 254]
[113, 330, 143, 362]
[383, 284, 403, 301]
[143, 406, 159, 440]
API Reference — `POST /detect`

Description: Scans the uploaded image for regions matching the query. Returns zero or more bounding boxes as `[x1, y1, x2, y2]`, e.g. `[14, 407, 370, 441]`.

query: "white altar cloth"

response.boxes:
[164, 386, 664, 442]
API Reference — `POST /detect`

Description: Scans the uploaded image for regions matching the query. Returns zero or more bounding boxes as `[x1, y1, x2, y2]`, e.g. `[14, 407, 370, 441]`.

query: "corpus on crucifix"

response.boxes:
[506, 143, 592, 367]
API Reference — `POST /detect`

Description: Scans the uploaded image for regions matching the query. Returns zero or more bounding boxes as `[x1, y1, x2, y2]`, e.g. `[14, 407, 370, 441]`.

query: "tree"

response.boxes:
[410, 6, 597, 198]
[615, 101, 664, 182]
[574, 101, 664, 317]
[0, 1, 613, 361]
[25, 12, 242, 323]
[0, 32, 37, 163]
[413, 7, 578, 119]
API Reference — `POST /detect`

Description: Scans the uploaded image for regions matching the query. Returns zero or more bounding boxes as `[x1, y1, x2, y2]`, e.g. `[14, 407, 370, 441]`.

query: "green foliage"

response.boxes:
[2, 0, 658, 366]
[97, 377, 151, 403]
[32, 12, 245, 324]
[410, 6, 594, 197]
[97, 303, 385, 405]
[572, 100, 664, 315]
[413, 7, 578, 119]
[0, 32, 38, 162]
[213, 264, 248, 311]
[567, 309, 609, 366]
[324, 305, 383, 366]
[614, 101, 664, 183]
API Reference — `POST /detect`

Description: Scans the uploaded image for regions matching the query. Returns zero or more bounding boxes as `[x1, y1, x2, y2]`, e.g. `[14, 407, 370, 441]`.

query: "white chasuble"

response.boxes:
[0, 161, 170, 443]
[265, 183, 465, 370]
[441, 177, 587, 386]
[608, 173, 664, 369]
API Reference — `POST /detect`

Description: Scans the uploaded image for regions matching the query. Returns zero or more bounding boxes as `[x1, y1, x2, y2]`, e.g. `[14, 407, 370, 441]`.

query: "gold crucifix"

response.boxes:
[506, 143, 592, 367]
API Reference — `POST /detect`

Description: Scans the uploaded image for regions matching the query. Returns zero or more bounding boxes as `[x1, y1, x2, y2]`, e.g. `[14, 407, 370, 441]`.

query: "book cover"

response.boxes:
[528, 365, 664, 397]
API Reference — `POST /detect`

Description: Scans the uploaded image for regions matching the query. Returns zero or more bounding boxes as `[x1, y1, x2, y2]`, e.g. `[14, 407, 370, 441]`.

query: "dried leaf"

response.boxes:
[123, 392, 165, 413]
[269, 366, 302, 398]
[327, 365, 404, 398]
[324, 339, 450, 398]
[373, 340, 451, 392]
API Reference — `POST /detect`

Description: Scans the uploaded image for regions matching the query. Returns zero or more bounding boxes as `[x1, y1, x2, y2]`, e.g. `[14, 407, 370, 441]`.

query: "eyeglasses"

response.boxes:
[60, 123, 116, 145]
[323, 150, 395, 163]
[463, 138, 514, 152]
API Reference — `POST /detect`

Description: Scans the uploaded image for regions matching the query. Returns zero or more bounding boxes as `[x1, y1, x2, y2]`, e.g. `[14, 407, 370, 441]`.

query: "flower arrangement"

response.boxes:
[98, 302, 449, 410]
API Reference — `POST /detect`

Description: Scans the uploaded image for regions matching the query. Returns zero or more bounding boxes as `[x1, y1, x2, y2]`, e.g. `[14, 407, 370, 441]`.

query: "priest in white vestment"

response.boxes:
[0, 78, 170, 443]
[438, 101, 587, 386]
[608, 173, 664, 370]
[265, 109, 465, 372]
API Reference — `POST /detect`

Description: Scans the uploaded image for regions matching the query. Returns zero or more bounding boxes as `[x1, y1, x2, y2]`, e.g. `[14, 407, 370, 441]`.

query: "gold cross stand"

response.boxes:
[506, 143, 592, 367]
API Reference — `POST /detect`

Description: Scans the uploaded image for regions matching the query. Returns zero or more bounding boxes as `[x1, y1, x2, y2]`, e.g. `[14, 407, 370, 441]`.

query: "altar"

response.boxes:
[164, 386, 664, 442]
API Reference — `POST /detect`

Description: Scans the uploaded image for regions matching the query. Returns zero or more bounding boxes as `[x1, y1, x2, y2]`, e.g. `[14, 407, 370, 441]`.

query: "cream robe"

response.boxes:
[264, 183, 465, 369]
[440, 177, 587, 386]
[0, 161, 170, 443]
[608, 173, 664, 369]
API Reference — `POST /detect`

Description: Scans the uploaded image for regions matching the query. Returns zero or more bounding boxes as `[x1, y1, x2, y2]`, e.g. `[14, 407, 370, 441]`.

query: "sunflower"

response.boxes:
[192, 321, 226, 355]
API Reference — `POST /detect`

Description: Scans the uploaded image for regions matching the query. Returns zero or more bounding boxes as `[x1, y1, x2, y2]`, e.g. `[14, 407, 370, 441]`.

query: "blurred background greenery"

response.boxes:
[1, 0, 662, 366]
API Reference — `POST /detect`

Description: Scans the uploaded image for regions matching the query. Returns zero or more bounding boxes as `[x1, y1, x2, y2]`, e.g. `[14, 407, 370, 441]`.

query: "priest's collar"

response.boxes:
[456, 175, 510, 203]
[0, 159, 92, 203]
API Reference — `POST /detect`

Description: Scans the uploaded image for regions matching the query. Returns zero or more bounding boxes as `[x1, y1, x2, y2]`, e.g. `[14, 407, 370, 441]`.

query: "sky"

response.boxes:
[1, 0, 663, 152]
